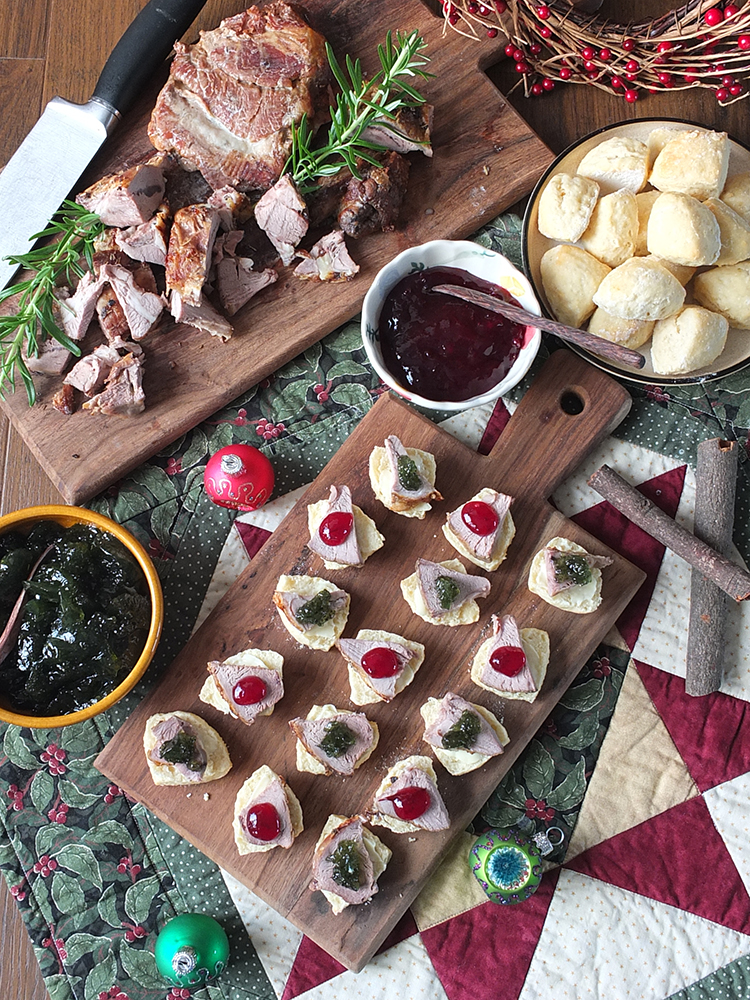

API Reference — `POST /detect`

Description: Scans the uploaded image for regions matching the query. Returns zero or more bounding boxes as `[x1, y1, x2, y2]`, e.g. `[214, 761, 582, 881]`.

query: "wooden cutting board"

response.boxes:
[96, 350, 645, 972]
[0, 0, 553, 505]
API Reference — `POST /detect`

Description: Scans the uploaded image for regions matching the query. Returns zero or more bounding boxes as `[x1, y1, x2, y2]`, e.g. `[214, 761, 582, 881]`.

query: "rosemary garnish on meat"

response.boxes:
[288, 30, 432, 195]
[0, 200, 105, 405]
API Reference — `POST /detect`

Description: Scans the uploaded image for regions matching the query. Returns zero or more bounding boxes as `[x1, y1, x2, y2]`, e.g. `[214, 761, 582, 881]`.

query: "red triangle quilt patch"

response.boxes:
[636, 659, 750, 793]
[565, 795, 750, 934]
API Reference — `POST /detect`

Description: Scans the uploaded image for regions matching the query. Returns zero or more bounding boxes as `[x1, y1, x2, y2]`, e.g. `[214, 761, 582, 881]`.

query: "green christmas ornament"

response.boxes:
[155, 913, 230, 987]
[470, 828, 547, 905]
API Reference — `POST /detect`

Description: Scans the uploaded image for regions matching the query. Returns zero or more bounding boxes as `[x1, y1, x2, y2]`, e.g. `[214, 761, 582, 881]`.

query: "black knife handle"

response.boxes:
[92, 0, 209, 117]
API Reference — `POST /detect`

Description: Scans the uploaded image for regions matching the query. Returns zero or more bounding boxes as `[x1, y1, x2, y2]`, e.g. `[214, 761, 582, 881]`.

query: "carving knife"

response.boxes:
[0, 0, 209, 291]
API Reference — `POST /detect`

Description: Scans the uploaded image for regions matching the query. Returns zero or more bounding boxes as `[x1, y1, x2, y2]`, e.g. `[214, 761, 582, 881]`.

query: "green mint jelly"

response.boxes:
[329, 839, 361, 890]
[441, 710, 481, 750]
[318, 720, 356, 758]
[159, 732, 202, 771]
[295, 590, 334, 627]
[435, 575, 460, 610]
[396, 455, 421, 492]
[552, 553, 592, 588]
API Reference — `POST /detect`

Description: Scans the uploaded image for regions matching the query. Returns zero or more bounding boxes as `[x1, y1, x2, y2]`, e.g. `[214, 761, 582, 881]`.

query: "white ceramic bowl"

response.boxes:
[361, 240, 541, 410]
[522, 118, 750, 386]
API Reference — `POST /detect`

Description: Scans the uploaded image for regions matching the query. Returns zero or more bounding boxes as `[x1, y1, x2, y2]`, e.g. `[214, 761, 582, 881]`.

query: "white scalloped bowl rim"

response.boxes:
[362, 240, 542, 411]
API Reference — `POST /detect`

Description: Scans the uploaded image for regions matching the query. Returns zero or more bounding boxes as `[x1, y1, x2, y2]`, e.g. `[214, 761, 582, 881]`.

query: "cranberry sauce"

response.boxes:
[489, 645, 527, 677]
[384, 786, 431, 821]
[319, 511, 354, 546]
[462, 500, 499, 536]
[378, 266, 526, 402]
[361, 647, 401, 678]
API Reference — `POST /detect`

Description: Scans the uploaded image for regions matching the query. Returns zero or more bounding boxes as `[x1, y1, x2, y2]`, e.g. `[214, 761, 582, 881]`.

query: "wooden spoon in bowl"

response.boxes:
[433, 283, 646, 370]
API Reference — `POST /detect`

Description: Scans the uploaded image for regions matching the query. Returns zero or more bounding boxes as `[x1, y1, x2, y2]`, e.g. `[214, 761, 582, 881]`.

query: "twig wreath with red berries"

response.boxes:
[443, 0, 750, 104]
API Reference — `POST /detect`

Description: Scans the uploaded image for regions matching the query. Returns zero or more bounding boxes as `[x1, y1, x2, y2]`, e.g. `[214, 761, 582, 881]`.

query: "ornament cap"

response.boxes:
[155, 913, 230, 987]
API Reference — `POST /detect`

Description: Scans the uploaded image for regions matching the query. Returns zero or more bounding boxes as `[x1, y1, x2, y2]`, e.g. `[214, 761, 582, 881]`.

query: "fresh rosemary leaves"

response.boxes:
[0, 200, 104, 405]
[288, 30, 432, 195]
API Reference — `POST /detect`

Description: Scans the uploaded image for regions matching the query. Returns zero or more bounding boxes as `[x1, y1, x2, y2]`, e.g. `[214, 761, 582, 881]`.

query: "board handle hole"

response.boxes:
[560, 391, 585, 415]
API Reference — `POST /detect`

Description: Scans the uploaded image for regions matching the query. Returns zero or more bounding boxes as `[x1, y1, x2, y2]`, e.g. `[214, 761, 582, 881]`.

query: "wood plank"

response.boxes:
[0, 0, 49, 59]
[0, 876, 49, 1000]
[0, 59, 45, 165]
[96, 350, 646, 971]
[0, 0, 553, 505]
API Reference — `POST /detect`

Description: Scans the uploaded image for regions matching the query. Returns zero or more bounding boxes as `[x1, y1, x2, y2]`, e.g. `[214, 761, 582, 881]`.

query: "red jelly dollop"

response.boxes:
[385, 786, 431, 821]
[361, 647, 401, 678]
[233, 675, 267, 705]
[378, 266, 526, 402]
[461, 500, 499, 536]
[244, 802, 281, 841]
[489, 645, 527, 677]
[319, 511, 354, 546]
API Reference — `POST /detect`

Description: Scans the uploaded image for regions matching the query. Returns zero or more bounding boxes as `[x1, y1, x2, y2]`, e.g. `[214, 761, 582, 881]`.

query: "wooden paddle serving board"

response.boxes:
[0, 0, 553, 504]
[96, 350, 645, 972]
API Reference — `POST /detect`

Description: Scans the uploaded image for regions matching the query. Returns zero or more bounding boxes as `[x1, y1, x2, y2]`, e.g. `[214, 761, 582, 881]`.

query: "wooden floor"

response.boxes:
[0, 0, 748, 996]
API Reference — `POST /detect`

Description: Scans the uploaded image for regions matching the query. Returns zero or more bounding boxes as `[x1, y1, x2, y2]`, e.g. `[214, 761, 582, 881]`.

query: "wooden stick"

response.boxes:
[433, 283, 647, 370]
[588, 464, 750, 602]
[686, 439, 738, 696]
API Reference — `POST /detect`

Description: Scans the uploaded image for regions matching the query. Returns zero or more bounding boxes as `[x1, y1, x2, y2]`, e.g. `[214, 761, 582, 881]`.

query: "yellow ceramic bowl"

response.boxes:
[0, 505, 163, 728]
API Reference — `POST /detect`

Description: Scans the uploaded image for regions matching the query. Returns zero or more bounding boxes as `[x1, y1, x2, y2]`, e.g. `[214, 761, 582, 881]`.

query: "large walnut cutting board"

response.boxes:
[96, 350, 645, 972]
[0, 0, 553, 505]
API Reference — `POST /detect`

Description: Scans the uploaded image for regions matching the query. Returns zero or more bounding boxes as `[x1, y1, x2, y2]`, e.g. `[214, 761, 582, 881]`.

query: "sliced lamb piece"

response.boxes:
[215, 257, 277, 316]
[446, 490, 513, 563]
[289, 712, 375, 775]
[170, 290, 233, 342]
[166, 204, 221, 305]
[64, 343, 123, 396]
[293, 230, 359, 282]
[52, 383, 75, 415]
[56, 272, 108, 341]
[384, 435, 441, 508]
[76, 156, 167, 227]
[338, 152, 410, 238]
[22, 336, 72, 375]
[114, 202, 171, 266]
[254, 174, 308, 265]
[544, 546, 613, 597]
[274, 588, 349, 633]
[238, 774, 295, 849]
[99, 263, 166, 341]
[477, 614, 536, 694]
[208, 186, 254, 229]
[148, 714, 207, 782]
[96, 284, 130, 343]
[310, 817, 377, 906]
[308, 485, 362, 566]
[336, 637, 413, 702]
[148, 2, 330, 193]
[207, 661, 284, 725]
[373, 765, 450, 831]
[82, 353, 145, 416]
[360, 103, 434, 157]
[212, 230, 245, 263]
[416, 558, 491, 619]
[423, 692, 505, 757]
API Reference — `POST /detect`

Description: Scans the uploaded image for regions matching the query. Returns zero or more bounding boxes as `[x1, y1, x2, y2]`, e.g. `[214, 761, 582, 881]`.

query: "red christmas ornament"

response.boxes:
[204, 444, 274, 511]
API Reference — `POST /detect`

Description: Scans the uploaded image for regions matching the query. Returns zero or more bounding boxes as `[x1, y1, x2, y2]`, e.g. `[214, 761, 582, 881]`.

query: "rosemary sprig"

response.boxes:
[0, 200, 105, 405]
[288, 30, 432, 195]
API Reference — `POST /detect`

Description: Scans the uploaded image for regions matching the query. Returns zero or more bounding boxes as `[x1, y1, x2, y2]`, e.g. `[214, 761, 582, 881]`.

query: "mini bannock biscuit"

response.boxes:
[540, 244, 610, 329]
[693, 262, 750, 329]
[647, 193, 721, 267]
[704, 198, 750, 266]
[650, 305, 729, 375]
[592, 256, 685, 321]
[587, 308, 654, 350]
[649, 129, 730, 201]
[579, 190, 638, 268]
[576, 135, 649, 194]
[537, 172, 599, 242]
[720, 172, 750, 224]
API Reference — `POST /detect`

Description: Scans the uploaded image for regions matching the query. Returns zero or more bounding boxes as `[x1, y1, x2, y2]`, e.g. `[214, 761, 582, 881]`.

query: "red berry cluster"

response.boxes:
[41, 743, 67, 776]
[443, 0, 750, 104]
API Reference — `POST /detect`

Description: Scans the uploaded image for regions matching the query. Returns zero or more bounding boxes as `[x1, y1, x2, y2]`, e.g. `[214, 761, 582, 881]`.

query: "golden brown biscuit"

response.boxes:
[540, 244, 610, 329]
[720, 172, 750, 224]
[587, 308, 654, 350]
[649, 129, 730, 200]
[592, 257, 685, 321]
[692, 262, 750, 329]
[650, 305, 729, 375]
[634, 191, 661, 256]
[705, 198, 750, 265]
[646, 192, 721, 267]
[579, 190, 638, 268]
[537, 172, 600, 242]
[576, 136, 649, 194]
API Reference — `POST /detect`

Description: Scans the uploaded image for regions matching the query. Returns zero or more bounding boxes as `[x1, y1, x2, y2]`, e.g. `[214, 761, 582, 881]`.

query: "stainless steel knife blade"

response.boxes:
[0, 0, 209, 291]
[0, 98, 117, 292]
